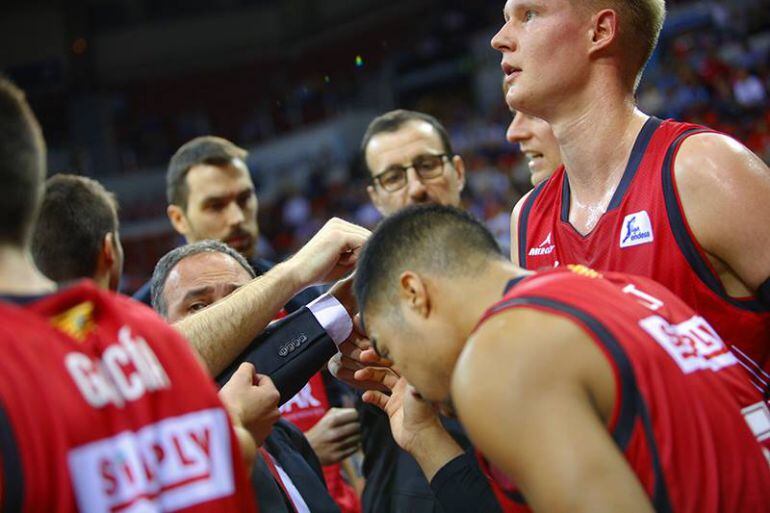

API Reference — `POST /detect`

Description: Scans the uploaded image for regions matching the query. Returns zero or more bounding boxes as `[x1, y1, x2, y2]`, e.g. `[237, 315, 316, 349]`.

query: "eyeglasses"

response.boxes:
[372, 154, 452, 192]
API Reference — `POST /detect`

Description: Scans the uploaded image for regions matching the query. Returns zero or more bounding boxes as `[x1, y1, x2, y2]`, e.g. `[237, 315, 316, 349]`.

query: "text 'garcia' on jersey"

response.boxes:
[65, 326, 170, 409]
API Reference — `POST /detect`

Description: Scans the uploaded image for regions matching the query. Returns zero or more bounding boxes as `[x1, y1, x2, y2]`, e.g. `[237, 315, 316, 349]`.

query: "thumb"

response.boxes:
[231, 362, 257, 386]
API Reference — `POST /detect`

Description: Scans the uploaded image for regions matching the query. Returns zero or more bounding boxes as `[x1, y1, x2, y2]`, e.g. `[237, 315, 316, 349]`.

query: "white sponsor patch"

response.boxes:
[639, 315, 737, 374]
[68, 408, 234, 512]
[620, 211, 654, 248]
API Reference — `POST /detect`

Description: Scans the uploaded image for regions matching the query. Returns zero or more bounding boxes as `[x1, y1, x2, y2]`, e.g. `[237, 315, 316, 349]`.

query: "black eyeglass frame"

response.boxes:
[371, 153, 454, 192]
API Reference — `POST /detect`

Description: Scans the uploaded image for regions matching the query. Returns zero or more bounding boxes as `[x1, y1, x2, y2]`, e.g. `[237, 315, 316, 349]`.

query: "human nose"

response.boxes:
[226, 201, 245, 226]
[507, 111, 531, 144]
[405, 167, 428, 199]
[491, 19, 515, 53]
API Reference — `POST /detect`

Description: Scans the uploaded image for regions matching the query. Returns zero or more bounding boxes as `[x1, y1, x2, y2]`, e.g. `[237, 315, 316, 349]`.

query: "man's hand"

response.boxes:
[360, 370, 463, 481]
[329, 315, 394, 392]
[286, 218, 370, 287]
[305, 407, 362, 466]
[359, 371, 444, 454]
[219, 362, 281, 446]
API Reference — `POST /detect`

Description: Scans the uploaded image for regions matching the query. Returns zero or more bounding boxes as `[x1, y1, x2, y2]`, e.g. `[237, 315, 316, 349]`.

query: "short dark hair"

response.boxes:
[150, 240, 256, 317]
[360, 110, 454, 175]
[31, 174, 119, 283]
[354, 205, 504, 326]
[166, 136, 248, 209]
[0, 77, 46, 246]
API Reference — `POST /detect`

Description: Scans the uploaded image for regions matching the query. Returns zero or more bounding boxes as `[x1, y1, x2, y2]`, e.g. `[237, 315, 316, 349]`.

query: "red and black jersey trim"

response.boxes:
[517, 181, 548, 268]
[482, 296, 673, 512]
[559, 117, 663, 224]
[661, 128, 769, 313]
[0, 402, 23, 512]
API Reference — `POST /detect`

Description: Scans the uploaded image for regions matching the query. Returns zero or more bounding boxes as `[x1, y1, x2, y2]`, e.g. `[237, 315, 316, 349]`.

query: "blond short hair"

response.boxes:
[584, 0, 666, 89]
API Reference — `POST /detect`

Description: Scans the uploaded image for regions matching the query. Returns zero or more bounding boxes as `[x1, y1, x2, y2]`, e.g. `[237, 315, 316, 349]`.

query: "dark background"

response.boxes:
[2, 0, 769, 292]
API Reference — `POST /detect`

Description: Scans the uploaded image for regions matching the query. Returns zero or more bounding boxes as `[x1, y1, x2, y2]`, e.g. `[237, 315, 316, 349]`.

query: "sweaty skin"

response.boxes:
[497, 0, 770, 298]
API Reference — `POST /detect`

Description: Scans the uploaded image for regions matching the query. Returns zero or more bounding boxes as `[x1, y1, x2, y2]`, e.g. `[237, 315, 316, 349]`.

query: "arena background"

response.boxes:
[2, 0, 769, 293]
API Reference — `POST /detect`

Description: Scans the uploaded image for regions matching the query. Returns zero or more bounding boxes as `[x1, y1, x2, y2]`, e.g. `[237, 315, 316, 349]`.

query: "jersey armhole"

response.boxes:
[474, 296, 675, 512]
[662, 129, 769, 312]
[517, 181, 549, 268]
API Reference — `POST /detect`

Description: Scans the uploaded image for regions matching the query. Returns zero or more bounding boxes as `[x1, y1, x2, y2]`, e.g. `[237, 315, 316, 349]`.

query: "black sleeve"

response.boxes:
[430, 453, 503, 513]
[215, 307, 338, 405]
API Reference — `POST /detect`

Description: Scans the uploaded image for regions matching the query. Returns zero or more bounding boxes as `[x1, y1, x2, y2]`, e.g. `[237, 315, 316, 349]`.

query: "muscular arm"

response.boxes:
[675, 133, 770, 295]
[452, 309, 654, 513]
[509, 191, 532, 265]
[173, 261, 304, 376]
[171, 218, 369, 376]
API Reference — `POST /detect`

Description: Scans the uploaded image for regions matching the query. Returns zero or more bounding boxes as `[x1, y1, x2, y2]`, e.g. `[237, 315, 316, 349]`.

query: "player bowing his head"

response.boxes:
[354, 204, 770, 513]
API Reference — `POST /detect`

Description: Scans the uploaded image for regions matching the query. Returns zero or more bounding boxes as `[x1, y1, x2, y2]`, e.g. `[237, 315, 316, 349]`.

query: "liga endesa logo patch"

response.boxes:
[68, 408, 235, 512]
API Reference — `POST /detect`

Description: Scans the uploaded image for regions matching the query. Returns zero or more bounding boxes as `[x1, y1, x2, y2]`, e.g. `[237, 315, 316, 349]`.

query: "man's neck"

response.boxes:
[549, 90, 648, 206]
[0, 246, 56, 297]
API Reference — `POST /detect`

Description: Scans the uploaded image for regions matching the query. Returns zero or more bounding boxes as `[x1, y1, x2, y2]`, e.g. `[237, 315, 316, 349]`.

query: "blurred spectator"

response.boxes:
[733, 68, 767, 108]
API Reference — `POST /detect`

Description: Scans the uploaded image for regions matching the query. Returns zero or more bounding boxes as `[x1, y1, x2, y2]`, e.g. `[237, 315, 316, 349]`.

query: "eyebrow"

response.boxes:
[201, 187, 254, 205]
[180, 285, 215, 305]
[378, 152, 446, 173]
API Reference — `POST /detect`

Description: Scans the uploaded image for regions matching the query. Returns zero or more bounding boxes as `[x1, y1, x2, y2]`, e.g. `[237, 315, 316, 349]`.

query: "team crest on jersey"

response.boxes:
[528, 232, 556, 257]
[50, 301, 95, 342]
[620, 211, 654, 248]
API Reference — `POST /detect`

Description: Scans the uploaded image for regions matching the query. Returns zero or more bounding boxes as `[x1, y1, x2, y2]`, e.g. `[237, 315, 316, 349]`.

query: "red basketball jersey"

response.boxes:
[517, 118, 770, 394]
[474, 266, 770, 513]
[0, 281, 257, 513]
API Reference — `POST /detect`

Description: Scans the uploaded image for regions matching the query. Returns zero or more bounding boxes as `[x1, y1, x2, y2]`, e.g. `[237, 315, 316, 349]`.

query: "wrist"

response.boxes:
[272, 259, 307, 297]
[406, 422, 464, 482]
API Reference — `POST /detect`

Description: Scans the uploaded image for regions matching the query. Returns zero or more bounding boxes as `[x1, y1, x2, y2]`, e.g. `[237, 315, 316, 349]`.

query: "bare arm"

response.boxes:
[452, 309, 654, 513]
[173, 218, 370, 375]
[509, 191, 532, 265]
[675, 133, 770, 292]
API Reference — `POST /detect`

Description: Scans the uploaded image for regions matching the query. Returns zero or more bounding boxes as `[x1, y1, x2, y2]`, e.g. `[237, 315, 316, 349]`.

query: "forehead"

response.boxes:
[503, 0, 574, 16]
[163, 251, 252, 299]
[365, 121, 445, 175]
[185, 160, 254, 199]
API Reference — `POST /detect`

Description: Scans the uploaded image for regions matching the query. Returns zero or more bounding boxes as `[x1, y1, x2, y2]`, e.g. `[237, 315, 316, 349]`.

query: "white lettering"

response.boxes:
[68, 408, 234, 512]
[280, 383, 322, 414]
[66, 326, 170, 409]
[622, 284, 665, 311]
[639, 315, 736, 373]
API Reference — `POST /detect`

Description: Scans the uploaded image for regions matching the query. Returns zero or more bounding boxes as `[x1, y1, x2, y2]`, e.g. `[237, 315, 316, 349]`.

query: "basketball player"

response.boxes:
[330, 109, 506, 513]
[506, 111, 561, 188]
[494, 0, 770, 389]
[356, 204, 770, 513]
[31, 174, 125, 292]
[0, 78, 260, 511]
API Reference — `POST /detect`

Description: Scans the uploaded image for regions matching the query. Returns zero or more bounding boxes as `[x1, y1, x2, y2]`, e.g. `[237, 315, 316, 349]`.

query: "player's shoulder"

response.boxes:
[453, 305, 599, 417]
[675, 131, 766, 186]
